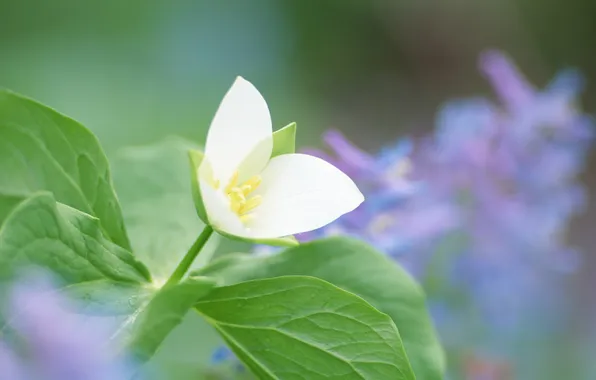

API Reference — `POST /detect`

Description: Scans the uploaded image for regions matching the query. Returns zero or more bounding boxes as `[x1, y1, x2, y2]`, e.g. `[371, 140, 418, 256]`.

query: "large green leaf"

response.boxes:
[0, 90, 130, 249]
[111, 138, 219, 282]
[0, 193, 214, 363]
[195, 276, 416, 380]
[195, 238, 446, 379]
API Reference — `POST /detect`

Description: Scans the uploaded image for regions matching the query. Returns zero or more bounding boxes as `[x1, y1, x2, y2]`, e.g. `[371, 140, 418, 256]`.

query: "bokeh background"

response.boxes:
[2, 1, 596, 378]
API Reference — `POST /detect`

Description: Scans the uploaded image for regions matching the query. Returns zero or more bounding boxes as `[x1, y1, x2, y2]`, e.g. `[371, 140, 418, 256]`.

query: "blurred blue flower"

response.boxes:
[211, 346, 234, 364]
[0, 271, 136, 380]
[208, 345, 248, 378]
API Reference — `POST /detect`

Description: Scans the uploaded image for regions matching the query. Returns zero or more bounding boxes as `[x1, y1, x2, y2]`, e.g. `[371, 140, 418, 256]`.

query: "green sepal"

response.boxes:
[271, 122, 297, 157]
[188, 149, 209, 224]
[214, 227, 299, 247]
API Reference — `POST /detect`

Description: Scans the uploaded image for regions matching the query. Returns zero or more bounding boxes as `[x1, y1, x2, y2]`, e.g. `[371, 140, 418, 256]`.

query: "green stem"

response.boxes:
[165, 225, 214, 287]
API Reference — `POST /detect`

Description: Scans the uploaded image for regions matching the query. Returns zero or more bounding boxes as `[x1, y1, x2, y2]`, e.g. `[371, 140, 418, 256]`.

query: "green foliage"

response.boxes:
[0, 193, 214, 363]
[113, 139, 224, 375]
[196, 237, 446, 380]
[0, 90, 131, 249]
[0, 192, 149, 284]
[195, 276, 416, 380]
[112, 139, 219, 281]
[0, 90, 441, 379]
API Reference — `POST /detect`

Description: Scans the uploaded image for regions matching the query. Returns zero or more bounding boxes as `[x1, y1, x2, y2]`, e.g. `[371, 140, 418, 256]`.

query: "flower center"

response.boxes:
[225, 171, 262, 223]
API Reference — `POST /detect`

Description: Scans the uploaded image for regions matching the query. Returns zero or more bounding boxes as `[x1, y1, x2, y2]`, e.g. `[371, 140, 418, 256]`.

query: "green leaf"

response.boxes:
[0, 90, 131, 249]
[195, 276, 416, 380]
[271, 122, 297, 157]
[0, 193, 214, 363]
[0, 193, 149, 283]
[112, 138, 219, 281]
[195, 237, 446, 380]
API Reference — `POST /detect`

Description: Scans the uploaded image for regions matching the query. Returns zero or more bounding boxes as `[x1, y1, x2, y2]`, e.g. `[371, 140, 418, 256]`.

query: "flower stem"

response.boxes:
[165, 225, 214, 287]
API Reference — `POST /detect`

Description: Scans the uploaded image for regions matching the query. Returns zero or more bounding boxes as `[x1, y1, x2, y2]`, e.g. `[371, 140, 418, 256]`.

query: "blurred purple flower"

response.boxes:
[0, 272, 135, 380]
[440, 51, 592, 334]
[298, 50, 592, 354]
[0, 342, 24, 380]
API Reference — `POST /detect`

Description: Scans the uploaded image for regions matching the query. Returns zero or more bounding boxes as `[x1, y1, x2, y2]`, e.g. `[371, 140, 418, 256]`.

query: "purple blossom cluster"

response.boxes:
[427, 51, 591, 338]
[0, 272, 135, 380]
[300, 50, 593, 371]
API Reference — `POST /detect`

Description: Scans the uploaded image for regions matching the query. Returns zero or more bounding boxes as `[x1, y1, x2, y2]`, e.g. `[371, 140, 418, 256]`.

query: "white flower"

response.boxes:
[197, 77, 364, 240]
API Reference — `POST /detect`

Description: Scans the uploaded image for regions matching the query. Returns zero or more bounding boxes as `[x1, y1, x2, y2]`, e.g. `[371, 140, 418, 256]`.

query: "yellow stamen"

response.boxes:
[230, 188, 246, 201]
[225, 173, 263, 224]
[243, 175, 262, 192]
[239, 195, 262, 215]
[228, 188, 246, 213]
[240, 184, 252, 196]
[225, 171, 239, 193]
[230, 202, 242, 214]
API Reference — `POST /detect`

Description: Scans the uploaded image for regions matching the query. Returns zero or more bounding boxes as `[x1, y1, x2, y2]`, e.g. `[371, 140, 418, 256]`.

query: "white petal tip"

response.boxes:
[355, 192, 365, 208]
[339, 188, 365, 216]
[233, 76, 251, 87]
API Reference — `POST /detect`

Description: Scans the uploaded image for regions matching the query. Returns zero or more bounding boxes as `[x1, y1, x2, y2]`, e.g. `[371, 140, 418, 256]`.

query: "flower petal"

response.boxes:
[249, 154, 364, 238]
[199, 178, 248, 238]
[204, 77, 273, 185]
[479, 50, 535, 110]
